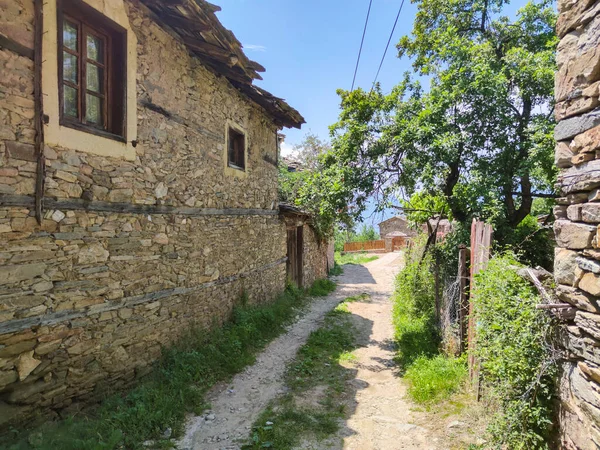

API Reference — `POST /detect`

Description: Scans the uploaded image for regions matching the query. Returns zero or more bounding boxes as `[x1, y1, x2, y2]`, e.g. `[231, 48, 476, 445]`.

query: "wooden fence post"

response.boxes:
[468, 219, 493, 399]
[457, 244, 469, 354]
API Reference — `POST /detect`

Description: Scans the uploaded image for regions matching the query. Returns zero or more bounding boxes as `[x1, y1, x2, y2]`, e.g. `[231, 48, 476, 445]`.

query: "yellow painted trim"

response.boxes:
[42, 0, 137, 161]
[224, 120, 248, 179]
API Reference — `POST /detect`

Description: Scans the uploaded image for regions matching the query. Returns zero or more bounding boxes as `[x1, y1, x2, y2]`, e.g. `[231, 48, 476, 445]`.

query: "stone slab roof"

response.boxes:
[140, 0, 305, 129]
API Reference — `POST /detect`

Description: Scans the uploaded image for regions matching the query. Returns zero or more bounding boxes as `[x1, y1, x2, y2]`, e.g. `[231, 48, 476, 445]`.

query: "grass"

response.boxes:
[334, 251, 379, 266]
[404, 355, 467, 404]
[244, 299, 358, 450]
[4, 280, 336, 450]
[329, 264, 344, 276]
[307, 278, 337, 297]
[392, 253, 467, 406]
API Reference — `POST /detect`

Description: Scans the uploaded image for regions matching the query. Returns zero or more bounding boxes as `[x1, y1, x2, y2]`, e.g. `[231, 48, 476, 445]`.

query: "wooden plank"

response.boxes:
[34, 0, 46, 225]
[468, 219, 493, 399]
[0, 34, 34, 60]
[0, 256, 288, 335]
[0, 194, 279, 217]
[343, 240, 386, 252]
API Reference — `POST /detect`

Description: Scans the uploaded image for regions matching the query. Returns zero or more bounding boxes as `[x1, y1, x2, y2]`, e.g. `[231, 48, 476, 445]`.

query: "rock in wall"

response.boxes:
[555, 0, 600, 447]
[0, 0, 327, 427]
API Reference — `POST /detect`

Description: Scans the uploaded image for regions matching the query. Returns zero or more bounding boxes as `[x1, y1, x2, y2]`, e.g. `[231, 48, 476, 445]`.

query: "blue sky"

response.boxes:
[217, 0, 531, 226]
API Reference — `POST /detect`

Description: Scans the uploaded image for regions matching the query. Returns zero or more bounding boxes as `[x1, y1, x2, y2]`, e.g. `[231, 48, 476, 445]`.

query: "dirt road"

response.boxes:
[178, 252, 479, 449]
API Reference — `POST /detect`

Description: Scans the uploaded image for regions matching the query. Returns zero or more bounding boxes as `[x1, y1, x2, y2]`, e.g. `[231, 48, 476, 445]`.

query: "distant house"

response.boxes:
[378, 216, 417, 251]
[422, 218, 453, 241]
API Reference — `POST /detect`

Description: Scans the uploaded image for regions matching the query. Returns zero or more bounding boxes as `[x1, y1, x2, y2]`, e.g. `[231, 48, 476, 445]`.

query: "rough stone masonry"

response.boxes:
[555, 0, 600, 448]
[0, 0, 328, 428]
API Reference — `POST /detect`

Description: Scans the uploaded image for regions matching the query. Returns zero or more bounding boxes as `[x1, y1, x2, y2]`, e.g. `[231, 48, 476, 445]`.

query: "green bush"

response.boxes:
[392, 238, 467, 404]
[392, 244, 439, 368]
[497, 215, 554, 271]
[473, 253, 557, 449]
[404, 355, 467, 404]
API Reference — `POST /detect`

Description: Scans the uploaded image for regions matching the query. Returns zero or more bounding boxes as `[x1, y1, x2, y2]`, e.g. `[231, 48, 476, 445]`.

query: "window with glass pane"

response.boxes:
[59, 1, 127, 140]
[228, 127, 246, 170]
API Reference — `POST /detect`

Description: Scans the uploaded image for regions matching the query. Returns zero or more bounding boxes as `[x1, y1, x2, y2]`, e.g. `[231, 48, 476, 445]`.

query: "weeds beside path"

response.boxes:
[5, 282, 335, 450]
[177, 268, 366, 449]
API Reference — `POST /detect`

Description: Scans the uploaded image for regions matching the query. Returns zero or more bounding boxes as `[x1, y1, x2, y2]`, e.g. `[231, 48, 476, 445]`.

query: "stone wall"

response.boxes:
[555, 1, 600, 448]
[301, 224, 329, 288]
[0, 0, 326, 427]
[378, 216, 416, 239]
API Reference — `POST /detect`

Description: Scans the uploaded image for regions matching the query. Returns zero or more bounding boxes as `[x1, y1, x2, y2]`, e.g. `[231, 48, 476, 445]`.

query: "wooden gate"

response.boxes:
[391, 236, 406, 250]
[286, 226, 303, 287]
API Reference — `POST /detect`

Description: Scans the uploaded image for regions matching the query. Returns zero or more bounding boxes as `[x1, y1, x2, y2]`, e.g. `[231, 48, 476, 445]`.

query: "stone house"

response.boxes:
[0, 0, 328, 426]
[554, 0, 600, 447]
[378, 216, 416, 251]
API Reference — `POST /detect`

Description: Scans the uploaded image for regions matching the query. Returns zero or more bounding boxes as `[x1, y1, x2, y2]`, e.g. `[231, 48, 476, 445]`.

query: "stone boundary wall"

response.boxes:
[554, 1, 600, 448]
[301, 224, 329, 288]
[0, 0, 327, 427]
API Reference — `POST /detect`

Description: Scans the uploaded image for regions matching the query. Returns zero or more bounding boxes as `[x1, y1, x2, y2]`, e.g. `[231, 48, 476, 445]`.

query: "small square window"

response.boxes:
[228, 127, 246, 171]
[58, 0, 127, 141]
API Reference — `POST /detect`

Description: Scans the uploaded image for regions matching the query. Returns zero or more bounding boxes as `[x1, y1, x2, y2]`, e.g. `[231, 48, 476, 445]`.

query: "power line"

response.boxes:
[351, 0, 374, 91]
[371, 0, 406, 92]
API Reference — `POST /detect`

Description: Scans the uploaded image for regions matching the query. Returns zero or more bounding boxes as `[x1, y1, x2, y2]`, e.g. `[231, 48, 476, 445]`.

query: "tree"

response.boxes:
[293, 133, 330, 170]
[354, 224, 380, 242]
[279, 134, 346, 240]
[325, 0, 557, 233]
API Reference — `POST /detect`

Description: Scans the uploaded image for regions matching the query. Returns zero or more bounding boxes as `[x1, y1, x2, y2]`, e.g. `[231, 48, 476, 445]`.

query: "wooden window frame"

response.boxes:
[57, 0, 127, 142]
[228, 126, 246, 171]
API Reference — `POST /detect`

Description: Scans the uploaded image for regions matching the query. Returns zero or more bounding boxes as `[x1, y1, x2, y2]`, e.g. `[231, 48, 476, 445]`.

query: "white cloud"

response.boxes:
[280, 141, 296, 157]
[244, 44, 266, 52]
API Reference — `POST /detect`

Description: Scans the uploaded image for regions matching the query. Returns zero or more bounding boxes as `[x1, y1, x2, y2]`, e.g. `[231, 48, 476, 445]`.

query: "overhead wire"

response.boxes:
[370, 0, 406, 93]
[351, 0, 374, 91]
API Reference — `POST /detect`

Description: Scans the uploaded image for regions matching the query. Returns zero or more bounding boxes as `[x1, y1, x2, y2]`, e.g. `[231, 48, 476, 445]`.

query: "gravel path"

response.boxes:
[176, 255, 391, 450]
[177, 252, 479, 450]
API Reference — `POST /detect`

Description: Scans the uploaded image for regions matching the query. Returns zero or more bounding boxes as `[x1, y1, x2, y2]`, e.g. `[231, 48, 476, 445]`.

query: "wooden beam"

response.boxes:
[33, 0, 46, 225]
[0, 34, 34, 60]
[0, 194, 279, 217]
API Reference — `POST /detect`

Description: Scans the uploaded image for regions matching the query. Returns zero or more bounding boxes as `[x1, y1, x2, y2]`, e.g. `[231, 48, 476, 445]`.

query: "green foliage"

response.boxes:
[328, 264, 343, 276]
[334, 251, 379, 266]
[334, 224, 380, 251]
[353, 224, 380, 242]
[473, 253, 557, 449]
[323, 0, 557, 231]
[278, 134, 344, 240]
[245, 302, 357, 450]
[392, 241, 439, 368]
[496, 215, 554, 270]
[404, 355, 467, 404]
[392, 237, 467, 406]
[6, 280, 335, 450]
[402, 192, 451, 228]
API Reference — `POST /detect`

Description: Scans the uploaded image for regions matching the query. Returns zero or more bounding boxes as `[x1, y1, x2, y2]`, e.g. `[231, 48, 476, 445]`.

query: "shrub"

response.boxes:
[496, 215, 554, 271]
[392, 236, 467, 405]
[392, 242, 439, 368]
[473, 253, 557, 449]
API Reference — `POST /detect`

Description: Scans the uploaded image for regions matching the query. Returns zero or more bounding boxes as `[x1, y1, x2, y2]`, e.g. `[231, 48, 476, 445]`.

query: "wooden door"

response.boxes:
[286, 226, 304, 287]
